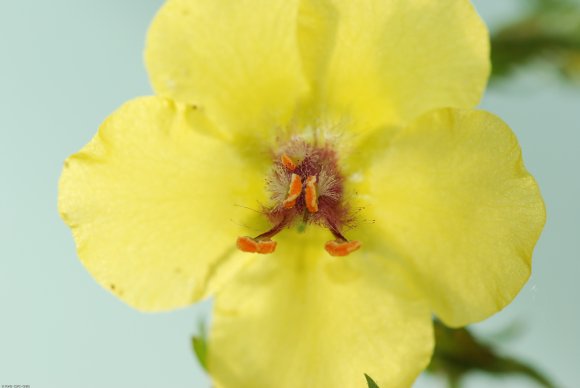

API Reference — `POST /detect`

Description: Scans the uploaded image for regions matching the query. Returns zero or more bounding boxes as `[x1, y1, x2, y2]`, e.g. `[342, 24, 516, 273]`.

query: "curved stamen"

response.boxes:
[236, 214, 291, 255]
[326, 219, 348, 241]
[324, 219, 361, 256]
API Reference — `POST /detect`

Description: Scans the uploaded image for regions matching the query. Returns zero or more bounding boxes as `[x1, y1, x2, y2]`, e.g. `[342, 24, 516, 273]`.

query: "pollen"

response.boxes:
[237, 236, 277, 254]
[324, 239, 361, 257]
[281, 153, 297, 171]
[282, 173, 302, 209]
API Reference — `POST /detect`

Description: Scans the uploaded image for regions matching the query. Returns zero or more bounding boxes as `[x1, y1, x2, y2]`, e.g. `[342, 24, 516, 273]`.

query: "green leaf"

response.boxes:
[190, 321, 208, 372]
[364, 373, 379, 388]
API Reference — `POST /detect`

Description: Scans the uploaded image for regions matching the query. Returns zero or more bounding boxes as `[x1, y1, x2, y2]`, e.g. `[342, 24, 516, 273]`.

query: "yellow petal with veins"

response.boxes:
[145, 0, 309, 138]
[58, 96, 266, 311]
[208, 229, 433, 388]
[297, 0, 489, 131]
[365, 108, 545, 327]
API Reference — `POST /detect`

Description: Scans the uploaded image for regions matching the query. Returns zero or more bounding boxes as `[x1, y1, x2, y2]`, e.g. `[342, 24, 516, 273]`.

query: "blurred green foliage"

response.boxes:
[427, 320, 555, 388]
[491, 0, 580, 82]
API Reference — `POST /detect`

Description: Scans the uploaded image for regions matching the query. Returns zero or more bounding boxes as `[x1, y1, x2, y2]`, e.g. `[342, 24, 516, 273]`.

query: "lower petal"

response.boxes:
[365, 108, 546, 327]
[208, 230, 433, 388]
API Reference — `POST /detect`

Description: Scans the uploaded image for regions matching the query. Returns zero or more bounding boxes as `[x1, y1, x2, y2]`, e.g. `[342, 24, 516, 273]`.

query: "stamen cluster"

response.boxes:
[236, 138, 361, 256]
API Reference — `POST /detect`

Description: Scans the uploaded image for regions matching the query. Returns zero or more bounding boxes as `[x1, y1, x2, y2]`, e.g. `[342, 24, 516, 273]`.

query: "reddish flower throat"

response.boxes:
[236, 139, 360, 257]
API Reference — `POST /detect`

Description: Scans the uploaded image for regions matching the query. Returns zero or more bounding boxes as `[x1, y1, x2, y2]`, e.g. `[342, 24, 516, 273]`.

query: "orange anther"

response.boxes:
[305, 175, 318, 213]
[283, 173, 302, 209]
[281, 153, 297, 171]
[237, 236, 277, 254]
[324, 240, 361, 257]
[237, 236, 258, 252]
[256, 239, 277, 254]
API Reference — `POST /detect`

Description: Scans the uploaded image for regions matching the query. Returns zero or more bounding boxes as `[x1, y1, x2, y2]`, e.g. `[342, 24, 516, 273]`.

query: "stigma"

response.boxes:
[237, 138, 361, 257]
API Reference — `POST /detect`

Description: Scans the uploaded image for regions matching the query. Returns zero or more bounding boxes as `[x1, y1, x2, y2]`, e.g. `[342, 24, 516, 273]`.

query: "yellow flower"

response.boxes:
[58, 0, 545, 387]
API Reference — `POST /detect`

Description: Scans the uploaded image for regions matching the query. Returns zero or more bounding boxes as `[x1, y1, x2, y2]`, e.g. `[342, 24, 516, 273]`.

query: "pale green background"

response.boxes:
[0, 1, 578, 387]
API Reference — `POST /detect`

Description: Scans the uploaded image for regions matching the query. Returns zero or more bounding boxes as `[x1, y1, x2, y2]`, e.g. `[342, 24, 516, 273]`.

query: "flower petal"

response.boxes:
[145, 0, 309, 137]
[208, 230, 433, 388]
[365, 108, 546, 326]
[58, 96, 265, 311]
[297, 0, 490, 130]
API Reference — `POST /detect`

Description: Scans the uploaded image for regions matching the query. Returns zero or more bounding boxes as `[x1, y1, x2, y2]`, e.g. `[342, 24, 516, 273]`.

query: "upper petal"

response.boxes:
[208, 229, 433, 388]
[58, 96, 265, 311]
[365, 108, 545, 327]
[145, 0, 309, 137]
[297, 0, 490, 131]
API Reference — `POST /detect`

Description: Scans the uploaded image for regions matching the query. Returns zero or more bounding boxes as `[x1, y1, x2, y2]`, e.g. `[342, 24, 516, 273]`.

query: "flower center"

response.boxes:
[236, 138, 361, 257]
